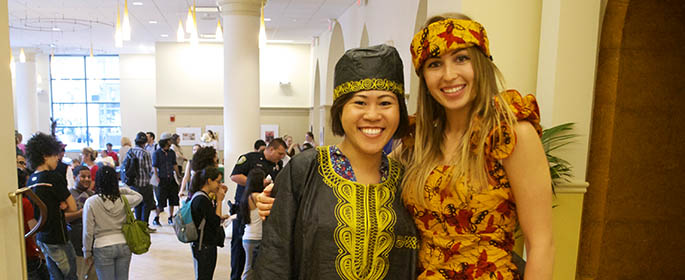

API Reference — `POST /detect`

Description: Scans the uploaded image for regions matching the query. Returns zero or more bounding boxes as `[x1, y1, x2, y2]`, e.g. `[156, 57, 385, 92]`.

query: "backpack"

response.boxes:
[121, 150, 139, 186]
[121, 195, 151, 254]
[173, 192, 208, 246]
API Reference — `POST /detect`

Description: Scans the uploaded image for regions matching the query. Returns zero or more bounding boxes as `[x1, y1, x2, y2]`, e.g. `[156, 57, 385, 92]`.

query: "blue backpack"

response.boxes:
[172, 192, 208, 246]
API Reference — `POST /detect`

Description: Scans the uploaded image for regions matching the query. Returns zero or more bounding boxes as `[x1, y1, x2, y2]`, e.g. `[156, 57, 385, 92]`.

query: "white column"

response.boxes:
[13, 55, 39, 138]
[218, 0, 262, 191]
[0, 0, 23, 278]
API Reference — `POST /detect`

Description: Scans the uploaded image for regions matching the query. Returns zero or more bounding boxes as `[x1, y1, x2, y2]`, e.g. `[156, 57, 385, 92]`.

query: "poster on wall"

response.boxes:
[176, 127, 201, 146]
[260, 124, 279, 144]
[205, 125, 224, 150]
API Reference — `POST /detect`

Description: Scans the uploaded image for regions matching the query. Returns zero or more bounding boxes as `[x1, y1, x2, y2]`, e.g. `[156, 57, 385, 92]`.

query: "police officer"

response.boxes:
[229, 138, 287, 280]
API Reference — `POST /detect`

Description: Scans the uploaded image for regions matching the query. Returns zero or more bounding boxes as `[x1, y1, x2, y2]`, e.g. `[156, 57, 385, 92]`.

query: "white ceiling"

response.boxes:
[8, 0, 358, 54]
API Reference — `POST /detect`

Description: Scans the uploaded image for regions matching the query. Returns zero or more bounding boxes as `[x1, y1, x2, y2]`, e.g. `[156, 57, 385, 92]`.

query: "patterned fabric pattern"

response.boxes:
[403, 90, 540, 280]
[329, 145, 389, 183]
[410, 19, 491, 73]
[318, 146, 402, 280]
[334, 78, 404, 101]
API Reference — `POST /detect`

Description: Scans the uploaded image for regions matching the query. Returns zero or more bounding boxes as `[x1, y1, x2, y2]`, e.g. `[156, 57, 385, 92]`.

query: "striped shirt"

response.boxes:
[129, 146, 153, 187]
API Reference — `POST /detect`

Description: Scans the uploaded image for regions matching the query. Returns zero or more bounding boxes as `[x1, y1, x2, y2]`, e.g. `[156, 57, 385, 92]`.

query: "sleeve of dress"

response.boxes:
[487, 89, 542, 160]
[253, 160, 301, 279]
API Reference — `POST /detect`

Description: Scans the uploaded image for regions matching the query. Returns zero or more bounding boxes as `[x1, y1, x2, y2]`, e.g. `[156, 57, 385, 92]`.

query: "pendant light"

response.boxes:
[19, 48, 26, 63]
[185, 7, 194, 34]
[259, 1, 266, 48]
[115, 2, 123, 48]
[177, 19, 185, 42]
[122, 0, 131, 41]
[189, 2, 199, 46]
[215, 20, 223, 41]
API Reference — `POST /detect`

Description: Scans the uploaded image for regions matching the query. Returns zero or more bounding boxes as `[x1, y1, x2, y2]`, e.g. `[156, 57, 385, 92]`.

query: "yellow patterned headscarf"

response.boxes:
[410, 18, 491, 73]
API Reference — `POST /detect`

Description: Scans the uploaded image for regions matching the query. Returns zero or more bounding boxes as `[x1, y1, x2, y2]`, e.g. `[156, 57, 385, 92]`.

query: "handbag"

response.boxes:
[121, 195, 151, 254]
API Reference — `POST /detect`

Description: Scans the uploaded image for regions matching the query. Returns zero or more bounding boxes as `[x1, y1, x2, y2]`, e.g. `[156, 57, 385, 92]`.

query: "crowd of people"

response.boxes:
[14, 12, 553, 280]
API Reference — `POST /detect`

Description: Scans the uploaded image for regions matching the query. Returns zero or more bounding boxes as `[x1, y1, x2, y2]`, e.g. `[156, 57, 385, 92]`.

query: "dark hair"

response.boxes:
[95, 166, 120, 203]
[146, 132, 155, 140]
[254, 139, 266, 150]
[189, 167, 222, 194]
[159, 139, 170, 148]
[329, 92, 410, 139]
[306, 131, 314, 140]
[238, 168, 266, 225]
[73, 165, 90, 177]
[134, 132, 148, 147]
[191, 146, 218, 172]
[267, 138, 286, 150]
[106, 143, 112, 147]
[25, 133, 61, 170]
[171, 134, 180, 145]
[17, 168, 28, 189]
[301, 143, 314, 151]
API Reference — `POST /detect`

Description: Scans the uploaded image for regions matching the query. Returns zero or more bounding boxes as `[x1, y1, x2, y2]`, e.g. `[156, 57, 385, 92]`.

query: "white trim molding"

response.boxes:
[555, 181, 589, 194]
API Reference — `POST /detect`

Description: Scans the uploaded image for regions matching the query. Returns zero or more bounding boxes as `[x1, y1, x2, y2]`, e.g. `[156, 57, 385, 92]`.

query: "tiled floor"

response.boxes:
[129, 212, 233, 280]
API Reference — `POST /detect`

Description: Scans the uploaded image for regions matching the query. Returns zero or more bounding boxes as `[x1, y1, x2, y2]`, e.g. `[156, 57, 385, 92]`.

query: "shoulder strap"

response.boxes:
[121, 195, 135, 223]
[190, 192, 209, 248]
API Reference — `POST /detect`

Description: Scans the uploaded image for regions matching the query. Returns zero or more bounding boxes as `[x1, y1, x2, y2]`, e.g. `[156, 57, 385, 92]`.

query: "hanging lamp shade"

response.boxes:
[177, 19, 185, 42]
[122, 0, 131, 41]
[216, 20, 223, 41]
[185, 7, 194, 34]
[19, 48, 26, 63]
[115, 3, 123, 48]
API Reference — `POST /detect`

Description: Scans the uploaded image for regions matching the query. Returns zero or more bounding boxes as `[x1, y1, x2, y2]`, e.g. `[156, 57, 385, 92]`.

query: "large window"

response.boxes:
[50, 55, 121, 151]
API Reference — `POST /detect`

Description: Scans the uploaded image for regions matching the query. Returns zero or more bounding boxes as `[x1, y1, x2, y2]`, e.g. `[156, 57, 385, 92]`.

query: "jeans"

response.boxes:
[230, 220, 245, 280]
[27, 257, 50, 280]
[192, 243, 217, 280]
[241, 239, 261, 280]
[36, 240, 78, 280]
[130, 185, 155, 224]
[92, 243, 132, 280]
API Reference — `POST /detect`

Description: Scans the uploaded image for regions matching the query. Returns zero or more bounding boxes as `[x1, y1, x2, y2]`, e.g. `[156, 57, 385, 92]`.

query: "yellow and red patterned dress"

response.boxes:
[403, 90, 542, 280]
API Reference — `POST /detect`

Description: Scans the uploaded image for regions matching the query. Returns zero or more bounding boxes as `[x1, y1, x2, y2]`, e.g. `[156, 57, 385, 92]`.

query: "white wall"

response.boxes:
[260, 43, 312, 108]
[120, 54, 157, 139]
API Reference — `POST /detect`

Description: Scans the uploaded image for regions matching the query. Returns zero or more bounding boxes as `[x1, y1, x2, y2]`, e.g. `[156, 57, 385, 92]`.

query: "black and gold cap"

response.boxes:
[333, 44, 405, 101]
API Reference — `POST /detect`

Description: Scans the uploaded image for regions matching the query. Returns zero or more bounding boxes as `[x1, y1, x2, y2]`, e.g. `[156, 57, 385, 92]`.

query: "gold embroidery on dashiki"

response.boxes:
[394, 235, 419, 250]
[317, 146, 401, 280]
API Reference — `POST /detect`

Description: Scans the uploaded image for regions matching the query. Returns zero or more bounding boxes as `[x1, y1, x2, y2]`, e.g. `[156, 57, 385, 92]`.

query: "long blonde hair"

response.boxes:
[400, 14, 517, 207]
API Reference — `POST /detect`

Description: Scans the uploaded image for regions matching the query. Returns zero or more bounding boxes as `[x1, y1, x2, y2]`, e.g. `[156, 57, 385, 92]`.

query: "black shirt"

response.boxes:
[29, 170, 72, 244]
[230, 151, 282, 201]
[190, 191, 224, 247]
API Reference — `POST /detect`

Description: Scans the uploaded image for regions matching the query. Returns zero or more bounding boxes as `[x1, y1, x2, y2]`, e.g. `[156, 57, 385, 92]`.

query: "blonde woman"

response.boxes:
[81, 147, 99, 183]
[119, 137, 132, 166]
[397, 14, 554, 279]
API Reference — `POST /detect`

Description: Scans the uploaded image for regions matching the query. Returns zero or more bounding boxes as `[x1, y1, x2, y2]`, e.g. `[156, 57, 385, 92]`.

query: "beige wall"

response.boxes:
[0, 0, 23, 278]
[120, 54, 157, 140]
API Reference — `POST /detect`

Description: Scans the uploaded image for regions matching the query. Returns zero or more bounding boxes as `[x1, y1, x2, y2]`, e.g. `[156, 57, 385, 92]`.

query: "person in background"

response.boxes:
[16, 130, 25, 155]
[282, 135, 297, 157]
[229, 138, 286, 280]
[180, 144, 203, 198]
[188, 167, 228, 280]
[300, 142, 314, 151]
[26, 133, 79, 280]
[170, 133, 186, 183]
[298, 131, 317, 152]
[124, 132, 156, 233]
[145, 132, 158, 155]
[57, 143, 75, 190]
[238, 168, 266, 280]
[253, 139, 266, 153]
[118, 137, 132, 167]
[18, 168, 51, 280]
[151, 132, 180, 226]
[65, 166, 97, 280]
[105, 143, 119, 167]
[97, 150, 115, 168]
[17, 153, 27, 171]
[81, 147, 99, 184]
[83, 166, 142, 280]
[71, 158, 82, 170]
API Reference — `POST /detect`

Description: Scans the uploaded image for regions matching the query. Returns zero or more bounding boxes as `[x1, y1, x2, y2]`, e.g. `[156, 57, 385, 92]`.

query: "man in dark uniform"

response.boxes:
[229, 138, 287, 280]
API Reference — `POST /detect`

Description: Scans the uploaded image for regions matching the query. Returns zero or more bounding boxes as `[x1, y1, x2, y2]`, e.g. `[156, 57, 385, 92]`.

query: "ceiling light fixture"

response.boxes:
[148, 20, 157, 24]
[90, 43, 94, 57]
[259, 0, 266, 49]
[215, 19, 223, 41]
[264, 18, 271, 22]
[189, 1, 199, 46]
[115, 2, 123, 48]
[132, 1, 143, 5]
[122, 0, 132, 40]
[161, 34, 169, 38]
[52, 27, 61, 31]
[19, 48, 26, 63]
[176, 20, 184, 42]
[185, 7, 194, 34]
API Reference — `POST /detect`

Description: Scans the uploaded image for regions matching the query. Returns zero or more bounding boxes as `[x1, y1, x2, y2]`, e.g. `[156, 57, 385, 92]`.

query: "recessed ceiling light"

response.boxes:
[132, 2, 143, 6]
[264, 18, 271, 22]
[52, 27, 61, 31]
[160, 34, 169, 38]
[148, 20, 157, 24]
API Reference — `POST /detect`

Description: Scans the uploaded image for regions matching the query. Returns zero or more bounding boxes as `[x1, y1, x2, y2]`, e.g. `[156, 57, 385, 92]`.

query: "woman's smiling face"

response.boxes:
[422, 48, 475, 113]
[339, 90, 400, 156]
